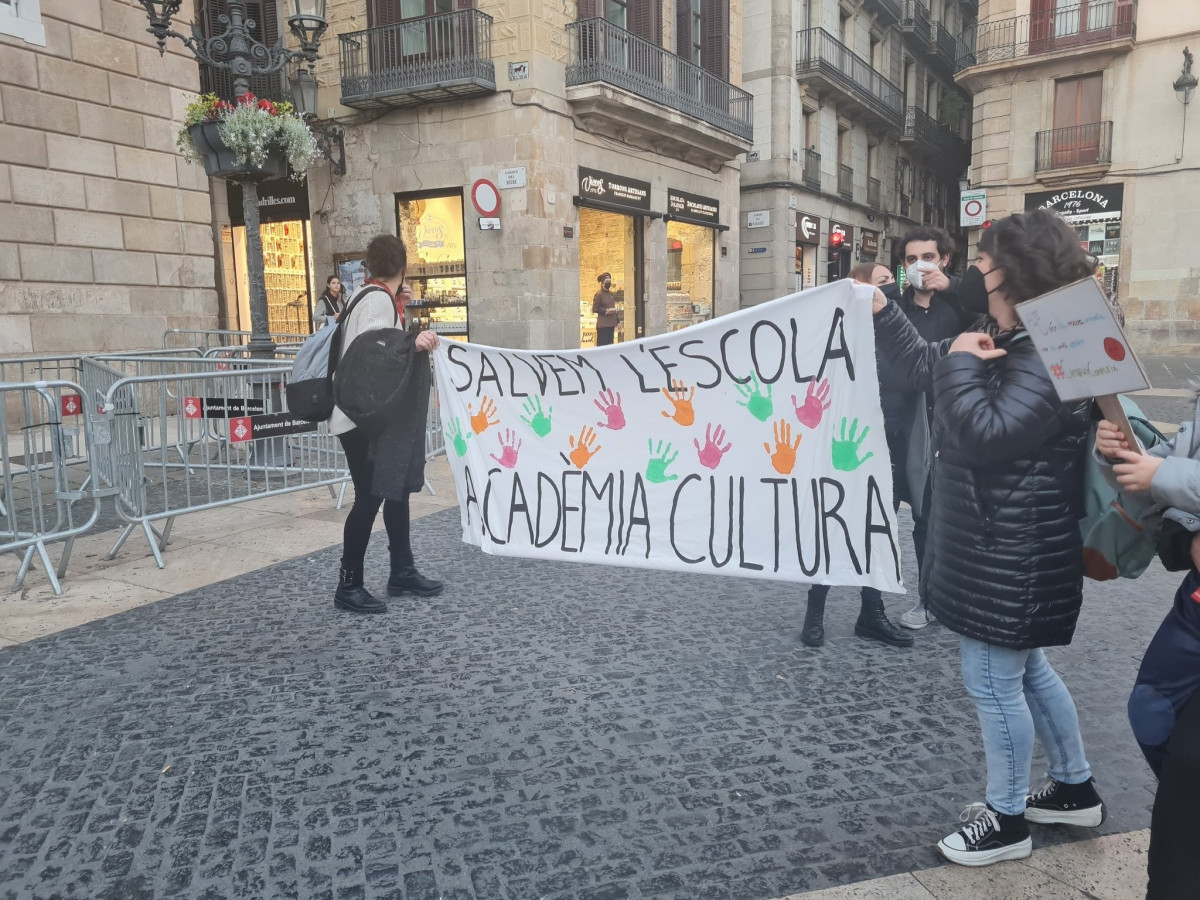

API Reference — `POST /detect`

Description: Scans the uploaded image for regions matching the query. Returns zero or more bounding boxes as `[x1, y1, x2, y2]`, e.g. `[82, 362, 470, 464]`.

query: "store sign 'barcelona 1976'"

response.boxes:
[1024, 183, 1124, 218]
[667, 189, 720, 225]
[578, 167, 652, 212]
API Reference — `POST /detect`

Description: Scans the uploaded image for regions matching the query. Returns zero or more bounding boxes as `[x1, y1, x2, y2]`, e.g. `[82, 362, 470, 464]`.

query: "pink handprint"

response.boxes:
[489, 429, 522, 468]
[792, 379, 831, 429]
[694, 423, 732, 470]
[594, 389, 625, 430]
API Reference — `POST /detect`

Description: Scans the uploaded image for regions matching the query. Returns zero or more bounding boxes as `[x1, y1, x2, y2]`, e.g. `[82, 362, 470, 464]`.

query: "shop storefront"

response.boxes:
[1025, 183, 1124, 297]
[397, 191, 470, 342]
[225, 177, 314, 335]
[795, 210, 820, 291]
[860, 228, 880, 263]
[575, 167, 655, 347]
[664, 189, 724, 332]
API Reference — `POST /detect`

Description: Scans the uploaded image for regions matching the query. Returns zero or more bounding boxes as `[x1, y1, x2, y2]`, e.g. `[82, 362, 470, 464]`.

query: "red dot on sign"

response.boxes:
[1103, 337, 1126, 362]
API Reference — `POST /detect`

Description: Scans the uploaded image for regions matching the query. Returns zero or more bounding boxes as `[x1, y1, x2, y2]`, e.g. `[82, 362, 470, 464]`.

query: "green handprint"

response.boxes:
[521, 396, 553, 437]
[736, 373, 773, 422]
[447, 417, 472, 457]
[832, 417, 874, 472]
[645, 439, 679, 484]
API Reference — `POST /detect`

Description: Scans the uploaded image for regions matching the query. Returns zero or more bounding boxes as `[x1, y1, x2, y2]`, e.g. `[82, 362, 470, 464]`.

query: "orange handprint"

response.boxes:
[660, 380, 696, 426]
[764, 418, 802, 475]
[468, 395, 499, 435]
[567, 425, 601, 469]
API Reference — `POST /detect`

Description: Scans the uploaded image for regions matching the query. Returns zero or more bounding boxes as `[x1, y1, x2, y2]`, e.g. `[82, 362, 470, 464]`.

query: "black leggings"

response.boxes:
[338, 428, 411, 572]
[1147, 687, 1200, 899]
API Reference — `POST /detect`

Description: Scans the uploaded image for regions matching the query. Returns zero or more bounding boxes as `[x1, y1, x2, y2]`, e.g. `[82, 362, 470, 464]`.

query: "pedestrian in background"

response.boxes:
[330, 236, 443, 614]
[798, 261, 911, 648]
[593, 272, 619, 346]
[314, 275, 343, 330]
[872, 209, 1106, 867]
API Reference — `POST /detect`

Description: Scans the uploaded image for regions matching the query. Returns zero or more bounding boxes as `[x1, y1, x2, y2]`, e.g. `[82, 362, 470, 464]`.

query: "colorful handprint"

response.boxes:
[468, 395, 499, 435]
[764, 418, 802, 475]
[736, 374, 773, 422]
[567, 425, 601, 469]
[645, 439, 679, 483]
[594, 389, 625, 430]
[446, 417, 472, 457]
[660, 379, 696, 426]
[792, 379, 831, 429]
[520, 396, 553, 437]
[832, 417, 873, 472]
[694, 423, 732, 470]
[489, 428, 522, 468]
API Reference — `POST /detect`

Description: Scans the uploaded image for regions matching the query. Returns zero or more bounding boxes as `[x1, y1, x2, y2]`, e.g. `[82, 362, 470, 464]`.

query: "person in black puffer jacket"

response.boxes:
[870, 209, 1104, 868]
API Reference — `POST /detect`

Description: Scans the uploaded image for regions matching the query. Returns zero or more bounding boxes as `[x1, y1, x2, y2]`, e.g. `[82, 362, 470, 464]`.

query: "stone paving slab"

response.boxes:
[0, 505, 1169, 900]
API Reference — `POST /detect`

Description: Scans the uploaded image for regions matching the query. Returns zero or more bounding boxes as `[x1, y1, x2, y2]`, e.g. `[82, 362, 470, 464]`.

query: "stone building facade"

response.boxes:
[0, 0, 219, 355]
[740, 0, 975, 306]
[214, 0, 751, 350]
[958, 1, 1200, 352]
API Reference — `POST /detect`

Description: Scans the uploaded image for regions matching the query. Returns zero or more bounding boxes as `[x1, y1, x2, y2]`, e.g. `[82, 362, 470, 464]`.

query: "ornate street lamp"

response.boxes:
[137, 0, 330, 356]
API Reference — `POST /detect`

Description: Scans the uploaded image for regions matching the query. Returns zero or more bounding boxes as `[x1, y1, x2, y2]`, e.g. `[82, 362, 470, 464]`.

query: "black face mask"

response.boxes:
[880, 282, 903, 303]
[957, 264, 990, 315]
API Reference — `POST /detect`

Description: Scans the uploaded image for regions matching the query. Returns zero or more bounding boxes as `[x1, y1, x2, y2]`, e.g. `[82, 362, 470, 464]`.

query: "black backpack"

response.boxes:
[333, 327, 418, 437]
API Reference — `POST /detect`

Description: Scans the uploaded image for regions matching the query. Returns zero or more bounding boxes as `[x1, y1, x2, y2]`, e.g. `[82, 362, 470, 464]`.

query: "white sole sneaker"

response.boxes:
[1024, 803, 1106, 827]
[899, 610, 934, 630]
[937, 835, 1033, 866]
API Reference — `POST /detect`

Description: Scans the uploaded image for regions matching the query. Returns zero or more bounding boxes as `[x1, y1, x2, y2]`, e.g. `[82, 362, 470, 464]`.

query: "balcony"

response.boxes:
[867, 177, 881, 209]
[339, 10, 496, 109]
[863, 0, 902, 26]
[899, 1, 933, 48]
[565, 18, 752, 167]
[900, 194, 911, 218]
[1035, 121, 1113, 177]
[803, 148, 822, 190]
[900, 106, 970, 174]
[927, 21, 958, 74]
[838, 164, 854, 200]
[795, 29, 904, 131]
[957, 0, 1135, 78]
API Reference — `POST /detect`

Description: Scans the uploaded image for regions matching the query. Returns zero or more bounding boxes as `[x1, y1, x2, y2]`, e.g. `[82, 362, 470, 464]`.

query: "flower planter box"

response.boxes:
[188, 121, 288, 181]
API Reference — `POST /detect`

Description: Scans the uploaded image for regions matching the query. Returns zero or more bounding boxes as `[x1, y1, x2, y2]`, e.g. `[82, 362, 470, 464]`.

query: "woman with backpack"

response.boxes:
[870, 209, 1105, 866]
[331, 234, 443, 614]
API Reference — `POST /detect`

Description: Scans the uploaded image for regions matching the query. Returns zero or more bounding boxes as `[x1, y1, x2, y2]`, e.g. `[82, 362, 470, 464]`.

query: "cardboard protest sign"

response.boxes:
[1016, 277, 1148, 401]
[432, 280, 903, 591]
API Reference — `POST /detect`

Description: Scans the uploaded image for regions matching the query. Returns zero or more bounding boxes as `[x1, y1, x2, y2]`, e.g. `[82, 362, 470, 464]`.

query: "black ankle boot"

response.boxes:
[855, 589, 913, 647]
[801, 587, 826, 647]
[335, 567, 387, 613]
[387, 567, 444, 598]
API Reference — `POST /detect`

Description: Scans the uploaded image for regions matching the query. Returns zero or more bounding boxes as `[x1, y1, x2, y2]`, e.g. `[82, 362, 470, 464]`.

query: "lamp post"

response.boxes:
[137, 0, 330, 357]
[1173, 47, 1197, 164]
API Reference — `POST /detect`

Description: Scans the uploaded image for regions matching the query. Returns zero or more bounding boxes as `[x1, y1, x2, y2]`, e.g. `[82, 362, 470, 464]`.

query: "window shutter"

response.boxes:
[577, 0, 600, 20]
[700, 0, 728, 78]
[629, 0, 663, 44]
[675, 0, 691, 57]
[370, 0, 404, 25]
[453, 0, 474, 9]
[199, 0, 284, 102]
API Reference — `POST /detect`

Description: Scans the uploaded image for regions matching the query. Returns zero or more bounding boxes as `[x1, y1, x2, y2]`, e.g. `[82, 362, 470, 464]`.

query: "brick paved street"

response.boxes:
[0, 503, 1171, 900]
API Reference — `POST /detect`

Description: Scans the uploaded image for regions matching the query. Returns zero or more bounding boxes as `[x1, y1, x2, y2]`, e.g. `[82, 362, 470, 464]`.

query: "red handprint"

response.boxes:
[594, 389, 625, 430]
[694, 423, 732, 470]
[489, 429, 522, 468]
[792, 379, 831, 429]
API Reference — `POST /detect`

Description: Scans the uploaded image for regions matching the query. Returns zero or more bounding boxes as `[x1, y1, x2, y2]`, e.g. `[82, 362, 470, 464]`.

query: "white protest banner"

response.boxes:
[431, 280, 903, 591]
[1016, 277, 1148, 401]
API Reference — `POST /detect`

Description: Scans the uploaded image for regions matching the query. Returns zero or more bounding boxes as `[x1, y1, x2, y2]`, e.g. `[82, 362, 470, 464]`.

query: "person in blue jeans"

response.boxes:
[870, 209, 1106, 867]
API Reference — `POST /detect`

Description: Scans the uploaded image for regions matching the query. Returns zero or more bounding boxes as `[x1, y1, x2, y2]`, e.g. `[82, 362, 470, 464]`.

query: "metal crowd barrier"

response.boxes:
[1, 379, 102, 595]
[163, 328, 308, 352]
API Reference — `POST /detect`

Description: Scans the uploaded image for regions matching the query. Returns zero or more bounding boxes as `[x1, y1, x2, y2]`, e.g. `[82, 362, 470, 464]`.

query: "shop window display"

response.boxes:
[398, 192, 470, 341]
[578, 207, 636, 347]
[665, 220, 714, 331]
[226, 219, 315, 336]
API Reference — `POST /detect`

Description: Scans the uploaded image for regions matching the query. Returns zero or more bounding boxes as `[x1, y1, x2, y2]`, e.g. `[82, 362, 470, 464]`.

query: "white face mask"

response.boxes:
[905, 260, 939, 291]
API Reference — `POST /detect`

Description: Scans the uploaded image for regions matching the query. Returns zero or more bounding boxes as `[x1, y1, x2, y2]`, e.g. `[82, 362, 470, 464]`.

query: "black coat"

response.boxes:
[874, 301, 1091, 649]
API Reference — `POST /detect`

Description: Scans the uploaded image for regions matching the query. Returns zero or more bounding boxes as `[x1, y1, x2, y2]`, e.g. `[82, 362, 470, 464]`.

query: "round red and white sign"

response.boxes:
[964, 199, 984, 218]
[471, 179, 500, 217]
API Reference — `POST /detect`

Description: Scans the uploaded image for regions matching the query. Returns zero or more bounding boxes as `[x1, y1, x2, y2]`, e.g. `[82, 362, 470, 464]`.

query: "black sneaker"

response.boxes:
[937, 803, 1032, 867]
[1025, 777, 1107, 827]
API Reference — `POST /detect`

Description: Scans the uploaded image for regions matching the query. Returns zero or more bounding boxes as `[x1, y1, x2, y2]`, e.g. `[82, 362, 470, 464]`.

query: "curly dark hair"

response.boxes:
[978, 209, 1092, 304]
[364, 234, 407, 281]
[900, 225, 955, 260]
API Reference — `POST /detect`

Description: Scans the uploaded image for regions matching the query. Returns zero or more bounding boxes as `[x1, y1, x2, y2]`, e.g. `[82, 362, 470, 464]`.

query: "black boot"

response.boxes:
[801, 586, 826, 647]
[855, 588, 913, 647]
[335, 567, 387, 613]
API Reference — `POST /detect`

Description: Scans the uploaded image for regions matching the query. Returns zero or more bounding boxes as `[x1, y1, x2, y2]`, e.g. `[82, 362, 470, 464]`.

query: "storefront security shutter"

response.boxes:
[199, 0, 286, 102]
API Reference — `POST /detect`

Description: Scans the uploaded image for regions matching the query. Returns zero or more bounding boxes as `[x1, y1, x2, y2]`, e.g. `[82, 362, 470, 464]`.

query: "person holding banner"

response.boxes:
[871, 209, 1105, 867]
[331, 234, 443, 614]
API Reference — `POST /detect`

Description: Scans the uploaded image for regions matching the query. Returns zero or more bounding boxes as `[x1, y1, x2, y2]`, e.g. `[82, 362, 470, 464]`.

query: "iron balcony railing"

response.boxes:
[959, 0, 1135, 71]
[566, 18, 753, 140]
[900, 0, 932, 37]
[867, 177, 881, 209]
[795, 28, 904, 125]
[930, 21, 958, 69]
[864, 0, 902, 24]
[339, 10, 496, 108]
[900, 194, 911, 217]
[838, 164, 854, 200]
[901, 106, 969, 170]
[1035, 120, 1113, 171]
[803, 148, 822, 189]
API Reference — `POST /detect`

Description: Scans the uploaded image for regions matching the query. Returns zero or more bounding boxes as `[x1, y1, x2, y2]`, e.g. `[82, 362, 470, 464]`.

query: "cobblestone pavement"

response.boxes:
[0, 502, 1170, 900]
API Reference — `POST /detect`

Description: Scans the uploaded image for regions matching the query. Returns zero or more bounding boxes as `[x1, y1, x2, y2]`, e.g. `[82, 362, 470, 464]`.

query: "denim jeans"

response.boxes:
[958, 635, 1093, 815]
